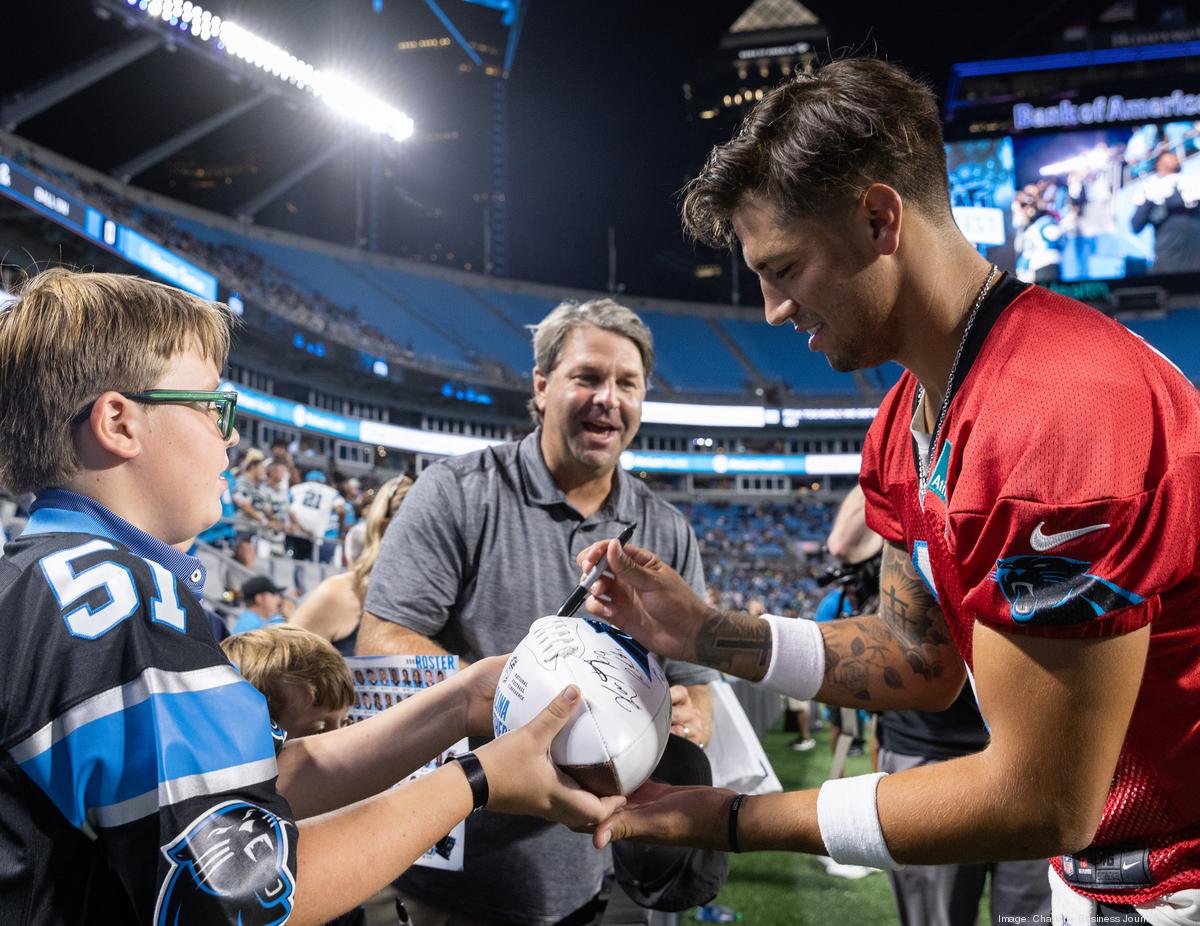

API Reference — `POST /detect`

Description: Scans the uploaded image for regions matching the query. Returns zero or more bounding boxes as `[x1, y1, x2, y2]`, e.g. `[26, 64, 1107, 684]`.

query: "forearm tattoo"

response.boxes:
[822, 544, 952, 703]
[694, 610, 773, 680]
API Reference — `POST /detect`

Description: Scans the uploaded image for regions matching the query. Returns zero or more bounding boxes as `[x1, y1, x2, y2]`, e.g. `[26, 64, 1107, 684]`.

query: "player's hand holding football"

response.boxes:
[592, 780, 737, 850]
[475, 685, 627, 829]
[449, 655, 508, 738]
[575, 539, 709, 663]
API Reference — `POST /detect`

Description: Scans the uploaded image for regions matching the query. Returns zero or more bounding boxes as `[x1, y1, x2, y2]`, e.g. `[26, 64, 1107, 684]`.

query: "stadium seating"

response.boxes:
[356, 264, 533, 373]
[637, 311, 748, 393]
[680, 500, 837, 617]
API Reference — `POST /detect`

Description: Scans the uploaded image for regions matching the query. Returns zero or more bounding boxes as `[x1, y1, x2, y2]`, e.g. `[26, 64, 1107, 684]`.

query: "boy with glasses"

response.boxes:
[0, 268, 624, 926]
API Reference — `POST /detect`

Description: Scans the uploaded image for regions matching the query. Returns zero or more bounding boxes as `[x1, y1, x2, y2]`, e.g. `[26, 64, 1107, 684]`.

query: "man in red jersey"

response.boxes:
[574, 58, 1200, 925]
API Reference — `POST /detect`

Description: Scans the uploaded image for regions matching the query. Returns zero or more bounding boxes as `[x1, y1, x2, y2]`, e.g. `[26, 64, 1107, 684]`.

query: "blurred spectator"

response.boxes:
[264, 460, 294, 556]
[232, 534, 258, 571]
[288, 469, 347, 563]
[1131, 150, 1200, 274]
[232, 575, 286, 634]
[233, 449, 279, 540]
[270, 438, 301, 487]
[291, 475, 413, 656]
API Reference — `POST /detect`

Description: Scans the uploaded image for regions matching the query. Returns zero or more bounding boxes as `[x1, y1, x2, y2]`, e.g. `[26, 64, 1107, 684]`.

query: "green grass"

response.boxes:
[700, 722, 899, 925]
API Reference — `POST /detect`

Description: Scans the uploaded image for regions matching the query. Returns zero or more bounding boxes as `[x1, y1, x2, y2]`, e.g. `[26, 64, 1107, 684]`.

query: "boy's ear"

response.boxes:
[83, 392, 143, 462]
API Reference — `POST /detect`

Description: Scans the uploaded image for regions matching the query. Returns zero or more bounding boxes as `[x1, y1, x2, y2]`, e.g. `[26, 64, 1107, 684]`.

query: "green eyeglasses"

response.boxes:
[72, 389, 239, 440]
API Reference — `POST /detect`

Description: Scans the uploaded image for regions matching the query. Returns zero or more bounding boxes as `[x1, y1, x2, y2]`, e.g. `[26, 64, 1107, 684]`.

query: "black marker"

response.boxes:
[557, 522, 637, 617]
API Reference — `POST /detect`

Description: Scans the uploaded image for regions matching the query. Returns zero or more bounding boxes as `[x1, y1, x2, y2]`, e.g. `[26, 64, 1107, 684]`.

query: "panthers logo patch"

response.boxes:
[993, 555, 1142, 626]
[155, 800, 295, 926]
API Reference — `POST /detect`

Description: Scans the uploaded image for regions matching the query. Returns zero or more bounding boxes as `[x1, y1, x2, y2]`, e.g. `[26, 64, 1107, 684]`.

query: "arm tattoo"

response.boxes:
[694, 610, 773, 681]
[822, 544, 953, 705]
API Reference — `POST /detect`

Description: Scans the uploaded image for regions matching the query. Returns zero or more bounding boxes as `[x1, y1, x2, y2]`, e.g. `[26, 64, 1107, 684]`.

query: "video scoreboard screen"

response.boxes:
[947, 119, 1200, 287]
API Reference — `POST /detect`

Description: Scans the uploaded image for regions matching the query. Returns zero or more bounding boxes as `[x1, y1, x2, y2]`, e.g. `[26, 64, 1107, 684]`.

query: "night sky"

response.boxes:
[4, 0, 1098, 300]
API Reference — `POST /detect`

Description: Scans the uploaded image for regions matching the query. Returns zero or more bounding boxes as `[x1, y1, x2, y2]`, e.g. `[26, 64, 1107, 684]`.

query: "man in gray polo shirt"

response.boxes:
[358, 298, 717, 926]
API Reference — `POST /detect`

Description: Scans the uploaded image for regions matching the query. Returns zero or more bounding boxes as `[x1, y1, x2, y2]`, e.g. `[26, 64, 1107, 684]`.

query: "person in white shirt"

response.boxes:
[288, 469, 345, 561]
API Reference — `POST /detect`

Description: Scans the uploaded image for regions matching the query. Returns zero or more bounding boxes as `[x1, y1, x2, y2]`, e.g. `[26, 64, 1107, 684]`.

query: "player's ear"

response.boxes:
[82, 392, 143, 462]
[860, 183, 902, 257]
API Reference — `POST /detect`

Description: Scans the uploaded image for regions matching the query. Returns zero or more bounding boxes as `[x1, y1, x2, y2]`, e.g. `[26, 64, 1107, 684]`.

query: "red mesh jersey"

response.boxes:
[860, 279, 1200, 904]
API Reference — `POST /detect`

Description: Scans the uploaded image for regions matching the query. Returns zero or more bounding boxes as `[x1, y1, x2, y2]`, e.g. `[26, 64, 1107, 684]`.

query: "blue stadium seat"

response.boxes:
[357, 266, 533, 373]
[158, 213, 475, 368]
[468, 287, 559, 329]
[637, 311, 747, 393]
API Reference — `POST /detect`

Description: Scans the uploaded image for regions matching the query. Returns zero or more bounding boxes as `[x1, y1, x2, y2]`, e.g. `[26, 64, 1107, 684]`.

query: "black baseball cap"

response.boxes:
[241, 575, 284, 600]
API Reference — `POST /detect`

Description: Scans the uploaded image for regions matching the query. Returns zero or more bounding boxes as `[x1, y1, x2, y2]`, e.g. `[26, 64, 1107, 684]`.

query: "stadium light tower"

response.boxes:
[19, 0, 419, 221]
[121, 0, 415, 143]
[423, 0, 526, 276]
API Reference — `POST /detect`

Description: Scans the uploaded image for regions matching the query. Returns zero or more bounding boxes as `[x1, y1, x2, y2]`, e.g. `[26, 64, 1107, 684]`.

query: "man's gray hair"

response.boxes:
[527, 298, 654, 424]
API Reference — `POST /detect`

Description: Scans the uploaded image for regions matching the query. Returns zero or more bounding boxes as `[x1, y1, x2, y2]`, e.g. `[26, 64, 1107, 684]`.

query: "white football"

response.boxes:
[493, 615, 671, 796]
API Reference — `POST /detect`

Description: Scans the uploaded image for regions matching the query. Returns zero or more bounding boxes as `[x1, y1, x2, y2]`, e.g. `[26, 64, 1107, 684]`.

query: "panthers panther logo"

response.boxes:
[993, 555, 1142, 626]
[155, 800, 295, 926]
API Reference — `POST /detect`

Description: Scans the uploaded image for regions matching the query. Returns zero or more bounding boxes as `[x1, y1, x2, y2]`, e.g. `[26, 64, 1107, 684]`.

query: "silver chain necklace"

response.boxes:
[916, 264, 998, 494]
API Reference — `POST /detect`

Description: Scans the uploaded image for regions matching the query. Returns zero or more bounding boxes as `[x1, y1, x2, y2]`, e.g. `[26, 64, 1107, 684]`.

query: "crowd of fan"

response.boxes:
[673, 500, 836, 617]
[6, 148, 420, 366]
[3, 452, 840, 623]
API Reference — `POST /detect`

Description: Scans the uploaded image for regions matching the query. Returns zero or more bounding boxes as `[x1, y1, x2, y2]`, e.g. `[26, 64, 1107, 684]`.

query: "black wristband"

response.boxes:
[450, 752, 489, 813]
[727, 793, 747, 853]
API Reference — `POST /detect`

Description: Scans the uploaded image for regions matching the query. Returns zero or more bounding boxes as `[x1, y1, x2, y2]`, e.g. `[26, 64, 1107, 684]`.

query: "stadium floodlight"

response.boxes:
[126, 0, 415, 142]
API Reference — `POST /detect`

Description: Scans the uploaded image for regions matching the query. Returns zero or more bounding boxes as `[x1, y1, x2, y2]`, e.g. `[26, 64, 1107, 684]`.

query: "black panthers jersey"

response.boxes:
[0, 505, 298, 925]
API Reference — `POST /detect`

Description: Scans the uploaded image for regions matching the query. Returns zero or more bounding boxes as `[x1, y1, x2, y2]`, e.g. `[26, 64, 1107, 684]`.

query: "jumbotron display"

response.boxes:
[947, 119, 1200, 284]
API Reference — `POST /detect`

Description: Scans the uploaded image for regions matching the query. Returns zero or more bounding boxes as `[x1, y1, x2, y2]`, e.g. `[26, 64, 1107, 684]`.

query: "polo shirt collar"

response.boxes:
[517, 429, 638, 522]
[23, 488, 207, 598]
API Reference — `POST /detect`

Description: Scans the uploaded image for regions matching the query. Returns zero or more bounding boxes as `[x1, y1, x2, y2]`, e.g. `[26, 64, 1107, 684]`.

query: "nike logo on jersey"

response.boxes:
[1029, 521, 1109, 552]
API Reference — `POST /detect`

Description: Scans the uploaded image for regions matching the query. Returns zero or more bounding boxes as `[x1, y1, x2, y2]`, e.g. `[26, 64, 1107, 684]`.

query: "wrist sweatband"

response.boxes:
[816, 772, 900, 870]
[727, 793, 747, 853]
[758, 613, 825, 700]
[450, 752, 489, 813]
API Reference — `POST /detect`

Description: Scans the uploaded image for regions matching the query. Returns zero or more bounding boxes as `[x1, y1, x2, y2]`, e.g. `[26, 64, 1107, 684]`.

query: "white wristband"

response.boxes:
[758, 613, 824, 700]
[816, 772, 900, 870]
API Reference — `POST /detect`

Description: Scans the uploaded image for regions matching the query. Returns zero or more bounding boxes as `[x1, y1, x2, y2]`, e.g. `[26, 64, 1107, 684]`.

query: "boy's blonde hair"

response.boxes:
[220, 624, 354, 718]
[0, 267, 233, 494]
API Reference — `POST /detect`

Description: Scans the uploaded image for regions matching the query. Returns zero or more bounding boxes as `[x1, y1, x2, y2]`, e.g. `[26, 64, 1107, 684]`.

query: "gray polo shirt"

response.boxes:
[365, 430, 716, 925]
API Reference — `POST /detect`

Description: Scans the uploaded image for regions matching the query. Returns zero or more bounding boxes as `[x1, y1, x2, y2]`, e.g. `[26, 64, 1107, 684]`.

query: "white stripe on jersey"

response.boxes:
[90, 757, 280, 828]
[9, 664, 244, 763]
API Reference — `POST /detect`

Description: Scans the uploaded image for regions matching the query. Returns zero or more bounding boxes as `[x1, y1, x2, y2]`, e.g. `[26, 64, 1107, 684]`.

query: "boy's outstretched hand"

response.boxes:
[476, 686, 627, 831]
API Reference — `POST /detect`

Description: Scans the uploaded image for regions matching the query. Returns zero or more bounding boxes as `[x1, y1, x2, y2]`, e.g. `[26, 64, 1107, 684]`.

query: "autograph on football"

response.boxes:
[582, 648, 643, 713]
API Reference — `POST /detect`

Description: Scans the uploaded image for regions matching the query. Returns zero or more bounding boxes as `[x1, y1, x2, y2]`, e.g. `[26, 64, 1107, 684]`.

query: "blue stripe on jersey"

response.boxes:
[17, 678, 275, 830]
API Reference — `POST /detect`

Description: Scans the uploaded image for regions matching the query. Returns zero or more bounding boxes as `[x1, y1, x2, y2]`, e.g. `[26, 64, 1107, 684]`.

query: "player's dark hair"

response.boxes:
[681, 57, 952, 247]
